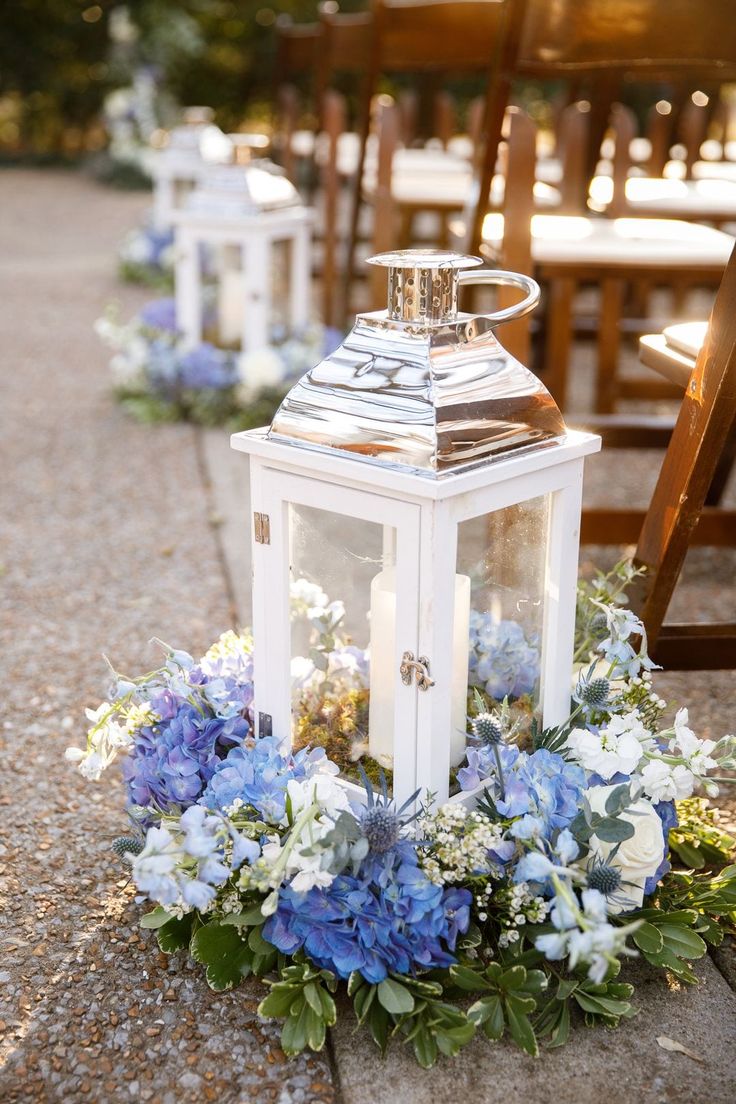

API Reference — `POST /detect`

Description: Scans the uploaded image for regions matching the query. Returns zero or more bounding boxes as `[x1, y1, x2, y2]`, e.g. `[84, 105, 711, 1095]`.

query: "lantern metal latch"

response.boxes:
[254, 512, 270, 544]
[259, 712, 273, 737]
[400, 651, 434, 691]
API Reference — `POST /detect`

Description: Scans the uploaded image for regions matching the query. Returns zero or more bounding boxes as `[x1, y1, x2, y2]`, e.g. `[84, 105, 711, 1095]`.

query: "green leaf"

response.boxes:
[670, 839, 706, 869]
[605, 784, 632, 815]
[644, 948, 698, 984]
[573, 992, 632, 1018]
[347, 971, 365, 997]
[259, 986, 301, 1020]
[469, 996, 504, 1040]
[140, 907, 175, 930]
[500, 965, 528, 990]
[220, 903, 266, 926]
[594, 817, 636, 843]
[548, 1002, 571, 1049]
[367, 1002, 390, 1054]
[449, 965, 489, 992]
[377, 978, 415, 1015]
[412, 1025, 439, 1069]
[247, 925, 273, 955]
[657, 923, 707, 960]
[556, 978, 579, 1000]
[304, 1005, 327, 1051]
[632, 922, 664, 954]
[281, 1003, 309, 1056]
[156, 912, 194, 954]
[190, 922, 253, 991]
[505, 1002, 538, 1057]
[353, 983, 376, 1023]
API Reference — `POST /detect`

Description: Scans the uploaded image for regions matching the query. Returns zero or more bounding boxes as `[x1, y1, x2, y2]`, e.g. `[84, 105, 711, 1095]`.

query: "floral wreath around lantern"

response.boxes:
[95, 296, 340, 429]
[118, 223, 176, 288]
[66, 561, 736, 1066]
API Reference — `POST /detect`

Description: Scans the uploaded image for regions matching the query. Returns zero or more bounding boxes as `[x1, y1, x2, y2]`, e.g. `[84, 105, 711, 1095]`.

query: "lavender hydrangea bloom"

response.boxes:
[178, 343, 237, 391]
[201, 736, 333, 823]
[468, 611, 541, 700]
[139, 297, 178, 334]
[458, 745, 585, 841]
[122, 705, 249, 814]
[263, 849, 471, 983]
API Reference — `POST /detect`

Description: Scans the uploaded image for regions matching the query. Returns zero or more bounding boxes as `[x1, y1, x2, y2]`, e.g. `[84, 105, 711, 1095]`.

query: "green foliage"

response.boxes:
[116, 383, 287, 430]
[670, 799, 736, 871]
[190, 919, 258, 991]
[156, 911, 195, 953]
[622, 907, 708, 984]
[258, 962, 338, 1057]
[535, 972, 636, 1048]
[652, 864, 736, 948]
[350, 973, 475, 1068]
[453, 962, 547, 1057]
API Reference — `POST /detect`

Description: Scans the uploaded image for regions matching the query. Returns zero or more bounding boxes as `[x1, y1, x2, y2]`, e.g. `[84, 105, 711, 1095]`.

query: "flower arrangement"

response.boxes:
[96, 297, 340, 429]
[66, 564, 736, 1067]
[118, 223, 175, 287]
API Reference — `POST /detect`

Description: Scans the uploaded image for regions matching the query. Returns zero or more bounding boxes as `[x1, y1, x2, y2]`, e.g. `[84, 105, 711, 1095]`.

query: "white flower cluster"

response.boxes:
[536, 887, 638, 985]
[64, 702, 133, 780]
[418, 803, 509, 886]
[497, 882, 549, 947]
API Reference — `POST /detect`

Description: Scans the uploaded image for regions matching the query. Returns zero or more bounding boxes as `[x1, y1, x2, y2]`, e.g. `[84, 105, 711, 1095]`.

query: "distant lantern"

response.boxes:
[148, 107, 218, 230]
[231, 250, 601, 808]
[172, 135, 313, 362]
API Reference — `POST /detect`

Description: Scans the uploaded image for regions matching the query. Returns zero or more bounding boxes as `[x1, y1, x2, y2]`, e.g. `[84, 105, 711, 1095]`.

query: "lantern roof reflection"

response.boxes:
[269, 249, 566, 475]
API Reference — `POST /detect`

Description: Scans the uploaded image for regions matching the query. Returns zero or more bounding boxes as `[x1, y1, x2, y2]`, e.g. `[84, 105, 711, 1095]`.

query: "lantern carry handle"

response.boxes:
[457, 268, 540, 327]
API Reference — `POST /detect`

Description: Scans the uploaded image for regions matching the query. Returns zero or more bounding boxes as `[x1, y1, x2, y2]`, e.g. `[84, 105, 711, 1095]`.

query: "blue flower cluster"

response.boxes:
[120, 636, 255, 818]
[201, 736, 332, 824]
[459, 745, 585, 841]
[263, 847, 471, 983]
[468, 611, 541, 701]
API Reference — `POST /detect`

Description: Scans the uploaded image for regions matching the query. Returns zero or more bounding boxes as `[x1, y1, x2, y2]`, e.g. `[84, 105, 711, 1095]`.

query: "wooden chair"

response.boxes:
[458, 104, 735, 413]
[346, 0, 529, 317]
[586, 243, 736, 669]
[271, 19, 322, 183]
[467, 0, 736, 254]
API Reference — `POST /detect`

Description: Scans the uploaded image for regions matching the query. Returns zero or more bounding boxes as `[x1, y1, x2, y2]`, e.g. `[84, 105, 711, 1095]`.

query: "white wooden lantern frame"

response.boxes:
[232, 426, 600, 809]
[149, 147, 207, 231]
[173, 205, 313, 356]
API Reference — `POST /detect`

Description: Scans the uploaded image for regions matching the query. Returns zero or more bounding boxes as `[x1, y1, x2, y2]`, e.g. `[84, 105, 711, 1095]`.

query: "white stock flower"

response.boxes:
[585, 785, 666, 913]
[670, 708, 718, 776]
[285, 774, 351, 822]
[566, 711, 648, 779]
[67, 703, 132, 780]
[640, 759, 695, 803]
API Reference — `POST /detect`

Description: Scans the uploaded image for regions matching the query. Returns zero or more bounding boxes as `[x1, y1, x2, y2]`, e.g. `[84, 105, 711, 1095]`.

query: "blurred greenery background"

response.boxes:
[0, 1, 365, 164]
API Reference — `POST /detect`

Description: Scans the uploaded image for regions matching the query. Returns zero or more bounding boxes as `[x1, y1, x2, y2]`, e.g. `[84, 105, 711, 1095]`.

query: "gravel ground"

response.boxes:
[0, 170, 334, 1103]
[1, 167, 734, 1103]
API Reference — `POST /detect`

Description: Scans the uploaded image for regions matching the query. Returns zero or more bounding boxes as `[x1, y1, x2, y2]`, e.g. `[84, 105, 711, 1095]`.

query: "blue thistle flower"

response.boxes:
[472, 712, 503, 746]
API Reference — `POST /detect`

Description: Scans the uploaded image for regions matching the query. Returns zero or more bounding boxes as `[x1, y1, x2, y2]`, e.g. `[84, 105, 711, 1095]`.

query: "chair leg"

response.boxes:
[544, 277, 574, 410]
[596, 277, 625, 414]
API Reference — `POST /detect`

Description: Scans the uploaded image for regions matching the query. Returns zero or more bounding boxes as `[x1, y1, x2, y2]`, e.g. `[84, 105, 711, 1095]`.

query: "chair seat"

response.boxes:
[470, 213, 735, 268]
[363, 159, 560, 211]
[692, 161, 736, 183]
[663, 320, 708, 358]
[590, 175, 736, 219]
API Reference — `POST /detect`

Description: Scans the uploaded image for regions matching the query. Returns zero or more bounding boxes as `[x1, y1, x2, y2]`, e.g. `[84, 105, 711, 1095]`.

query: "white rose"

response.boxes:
[585, 785, 666, 914]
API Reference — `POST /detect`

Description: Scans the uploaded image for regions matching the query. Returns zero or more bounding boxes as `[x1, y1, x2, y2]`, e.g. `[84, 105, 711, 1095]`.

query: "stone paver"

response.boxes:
[0, 170, 334, 1103]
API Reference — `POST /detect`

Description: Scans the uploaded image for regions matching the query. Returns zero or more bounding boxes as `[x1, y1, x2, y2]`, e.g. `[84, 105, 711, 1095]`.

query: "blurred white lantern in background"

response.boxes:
[147, 107, 218, 231]
[172, 134, 313, 363]
[231, 250, 601, 808]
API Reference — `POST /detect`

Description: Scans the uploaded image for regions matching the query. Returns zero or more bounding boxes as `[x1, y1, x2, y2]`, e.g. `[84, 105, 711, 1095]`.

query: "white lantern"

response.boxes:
[172, 136, 313, 361]
[231, 250, 600, 808]
[147, 107, 217, 231]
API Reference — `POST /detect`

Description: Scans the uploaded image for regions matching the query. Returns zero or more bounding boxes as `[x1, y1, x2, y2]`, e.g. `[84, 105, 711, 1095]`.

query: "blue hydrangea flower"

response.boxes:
[263, 848, 471, 983]
[178, 343, 237, 391]
[459, 745, 585, 841]
[122, 705, 249, 815]
[139, 297, 178, 334]
[468, 611, 540, 700]
[645, 800, 678, 894]
[200, 736, 333, 823]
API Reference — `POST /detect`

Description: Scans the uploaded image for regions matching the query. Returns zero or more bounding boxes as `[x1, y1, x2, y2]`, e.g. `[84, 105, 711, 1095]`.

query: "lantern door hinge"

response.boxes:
[400, 651, 434, 691]
[254, 512, 271, 544]
[259, 712, 273, 737]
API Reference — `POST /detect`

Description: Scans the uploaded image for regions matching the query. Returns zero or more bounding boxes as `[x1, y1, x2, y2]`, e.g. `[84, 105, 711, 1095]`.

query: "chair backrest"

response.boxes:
[314, 9, 374, 124]
[371, 0, 517, 73]
[628, 242, 736, 646]
[518, 0, 736, 77]
[273, 19, 321, 88]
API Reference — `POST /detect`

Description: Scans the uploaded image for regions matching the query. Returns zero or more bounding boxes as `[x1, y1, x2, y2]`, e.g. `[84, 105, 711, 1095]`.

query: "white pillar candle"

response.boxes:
[218, 266, 246, 347]
[368, 568, 471, 770]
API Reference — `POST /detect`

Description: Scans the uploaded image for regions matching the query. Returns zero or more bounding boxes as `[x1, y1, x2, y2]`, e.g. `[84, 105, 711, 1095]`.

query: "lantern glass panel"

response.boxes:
[451, 494, 550, 792]
[288, 502, 396, 794]
[214, 243, 245, 348]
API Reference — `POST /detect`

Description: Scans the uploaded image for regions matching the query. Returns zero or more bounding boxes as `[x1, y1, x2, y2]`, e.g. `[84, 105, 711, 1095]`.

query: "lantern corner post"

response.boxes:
[540, 461, 586, 731]
[414, 496, 459, 808]
[174, 221, 202, 351]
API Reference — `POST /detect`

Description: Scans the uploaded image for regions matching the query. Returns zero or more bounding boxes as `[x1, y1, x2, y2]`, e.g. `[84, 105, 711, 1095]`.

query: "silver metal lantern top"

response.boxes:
[268, 249, 566, 474]
[165, 107, 216, 152]
[185, 132, 301, 218]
